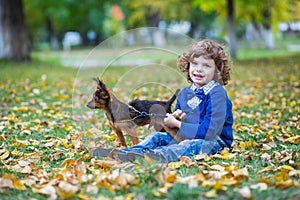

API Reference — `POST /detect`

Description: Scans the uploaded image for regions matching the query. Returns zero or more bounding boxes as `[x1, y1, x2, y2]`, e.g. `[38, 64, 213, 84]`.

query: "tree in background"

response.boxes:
[24, 0, 120, 49]
[236, 0, 298, 50]
[0, 0, 29, 61]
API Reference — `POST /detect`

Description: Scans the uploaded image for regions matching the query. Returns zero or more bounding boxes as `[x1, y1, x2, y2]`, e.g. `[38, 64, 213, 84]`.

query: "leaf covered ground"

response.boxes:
[0, 53, 299, 200]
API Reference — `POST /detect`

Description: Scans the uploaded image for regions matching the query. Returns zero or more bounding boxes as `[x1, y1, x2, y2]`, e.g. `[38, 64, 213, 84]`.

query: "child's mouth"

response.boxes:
[193, 74, 204, 79]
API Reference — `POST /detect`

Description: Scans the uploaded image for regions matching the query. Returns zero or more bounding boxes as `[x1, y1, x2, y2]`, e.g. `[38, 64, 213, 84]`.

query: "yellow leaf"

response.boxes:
[2, 173, 16, 180]
[165, 171, 177, 183]
[194, 153, 210, 161]
[167, 161, 183, 169]
[285, 136, 300, 144]
[213, 181, 227, 191]
[14, 106, 28, 112]
[274, 171, 289, 181]
[0, 149, 10, 160]
[276, 179, 294, 189]
[204, 189, 217, 198]
[56, 95, 70, 100]
[11, 149, 23, 157]
[277, 165, 294, 171]
[144, 154, 154, 163]
[289, 100, 296, 107]
[239, 141, 258, 149]
[61, 158, 75, 168]
[232, 167, 249, 179]
[12, 136, 30, 147]
[13, 179, 26, 190]
[258, 166, 275, 174]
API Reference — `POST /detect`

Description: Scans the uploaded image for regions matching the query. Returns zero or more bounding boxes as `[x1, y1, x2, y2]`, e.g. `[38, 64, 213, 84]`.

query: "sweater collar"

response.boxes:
[190, 80, 219, 95]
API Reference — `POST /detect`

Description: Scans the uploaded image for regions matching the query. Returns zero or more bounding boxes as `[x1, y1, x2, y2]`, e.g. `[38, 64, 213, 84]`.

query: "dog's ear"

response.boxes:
[99, 80, 106, 90]
[93, 78, 105, 90]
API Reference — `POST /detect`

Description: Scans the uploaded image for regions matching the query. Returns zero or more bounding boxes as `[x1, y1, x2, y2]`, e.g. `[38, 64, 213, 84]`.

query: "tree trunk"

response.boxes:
[262, 6, 274, 50]
[227, 0, 237, 59]
[0, 0, 30, 61]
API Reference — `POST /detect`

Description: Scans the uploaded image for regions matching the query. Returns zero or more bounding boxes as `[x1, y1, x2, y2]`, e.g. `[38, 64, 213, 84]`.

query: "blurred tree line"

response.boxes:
[0, 0, 299, 61]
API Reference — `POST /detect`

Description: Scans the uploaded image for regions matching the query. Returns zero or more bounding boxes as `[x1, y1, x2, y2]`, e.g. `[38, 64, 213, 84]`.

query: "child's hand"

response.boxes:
[164, 113, 181, 128]
[172, 109, 186, 121]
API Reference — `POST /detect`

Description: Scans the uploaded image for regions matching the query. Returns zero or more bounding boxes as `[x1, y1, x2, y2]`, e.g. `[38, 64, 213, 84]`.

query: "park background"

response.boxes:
[0, 0, 300, 199]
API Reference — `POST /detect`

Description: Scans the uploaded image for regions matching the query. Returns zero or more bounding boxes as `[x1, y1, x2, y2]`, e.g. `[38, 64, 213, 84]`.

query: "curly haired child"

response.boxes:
[93, 39, 234, 163]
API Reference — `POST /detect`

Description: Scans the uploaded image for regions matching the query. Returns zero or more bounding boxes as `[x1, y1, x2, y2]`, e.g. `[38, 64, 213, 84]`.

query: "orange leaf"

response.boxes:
[180, 156, 195, 167]
[276, 180, 294, 189]
[273, 171, 289, 181]
[61, 158, 75, 168]
[13, 179, 26, 190]
[165, 171, 177, 183]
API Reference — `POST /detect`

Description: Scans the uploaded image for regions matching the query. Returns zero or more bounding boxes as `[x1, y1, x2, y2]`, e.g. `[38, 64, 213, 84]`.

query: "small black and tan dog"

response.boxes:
[86, 78, 180, 147]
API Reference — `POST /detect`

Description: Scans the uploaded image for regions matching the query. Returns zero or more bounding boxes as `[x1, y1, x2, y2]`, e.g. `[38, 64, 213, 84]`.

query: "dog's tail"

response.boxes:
[165, 89, 180, 110]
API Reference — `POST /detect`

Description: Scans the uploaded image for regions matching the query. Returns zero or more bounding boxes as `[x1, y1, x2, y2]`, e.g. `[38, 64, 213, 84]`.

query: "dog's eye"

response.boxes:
[93, 96, 98, 101]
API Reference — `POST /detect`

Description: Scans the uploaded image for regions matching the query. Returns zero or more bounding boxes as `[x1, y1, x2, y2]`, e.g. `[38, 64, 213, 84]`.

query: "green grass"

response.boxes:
[0, 44, 300, 199]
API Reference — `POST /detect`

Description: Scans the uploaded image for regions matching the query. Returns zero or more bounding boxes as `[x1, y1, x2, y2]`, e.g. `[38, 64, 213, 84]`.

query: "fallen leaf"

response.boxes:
[209, 165, 225, 171]
[276, 180, 294, 189]
[273, 171, 289, 181]
[180, 156, 195, 167]
[13, 179, 26, 190]
[167, 161, 183, 169]
[61, 158, 75, 168]
[33, 184, 57, 200]
[57, 181, 79, 198]
[289, 170, 300, 177]
[232, 167, 249, 180]
[0, 177, 13, 188]
[0, 149, 10, 160]
[277, 165, 294, 171]
[285, 136, 300, 144]
[165, 171, 177, 183]
[250, 183, 268, 191]
[205, 189, 217, 198]
[237, 186, 252, 199]
[258, 166, 275, 174]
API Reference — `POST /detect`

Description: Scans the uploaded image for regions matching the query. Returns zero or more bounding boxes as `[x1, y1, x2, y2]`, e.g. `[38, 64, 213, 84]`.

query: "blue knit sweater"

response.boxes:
[174, 81, 234, 147]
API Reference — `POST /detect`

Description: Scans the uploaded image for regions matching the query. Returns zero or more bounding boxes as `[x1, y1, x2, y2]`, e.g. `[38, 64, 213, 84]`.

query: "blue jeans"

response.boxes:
[122, 132, 227, 162]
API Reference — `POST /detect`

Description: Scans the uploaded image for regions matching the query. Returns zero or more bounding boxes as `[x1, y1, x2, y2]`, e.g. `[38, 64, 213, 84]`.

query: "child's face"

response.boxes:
[189, 56, 216, 88]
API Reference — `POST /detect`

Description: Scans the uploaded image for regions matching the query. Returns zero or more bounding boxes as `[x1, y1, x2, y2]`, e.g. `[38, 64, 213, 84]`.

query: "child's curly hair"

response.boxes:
[177, 39, 231, 85]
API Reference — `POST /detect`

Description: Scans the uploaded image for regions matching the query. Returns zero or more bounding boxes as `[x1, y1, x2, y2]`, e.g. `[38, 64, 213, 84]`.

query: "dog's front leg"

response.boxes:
[111, 126, 128, 147]
[127, 129, 139, 145]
